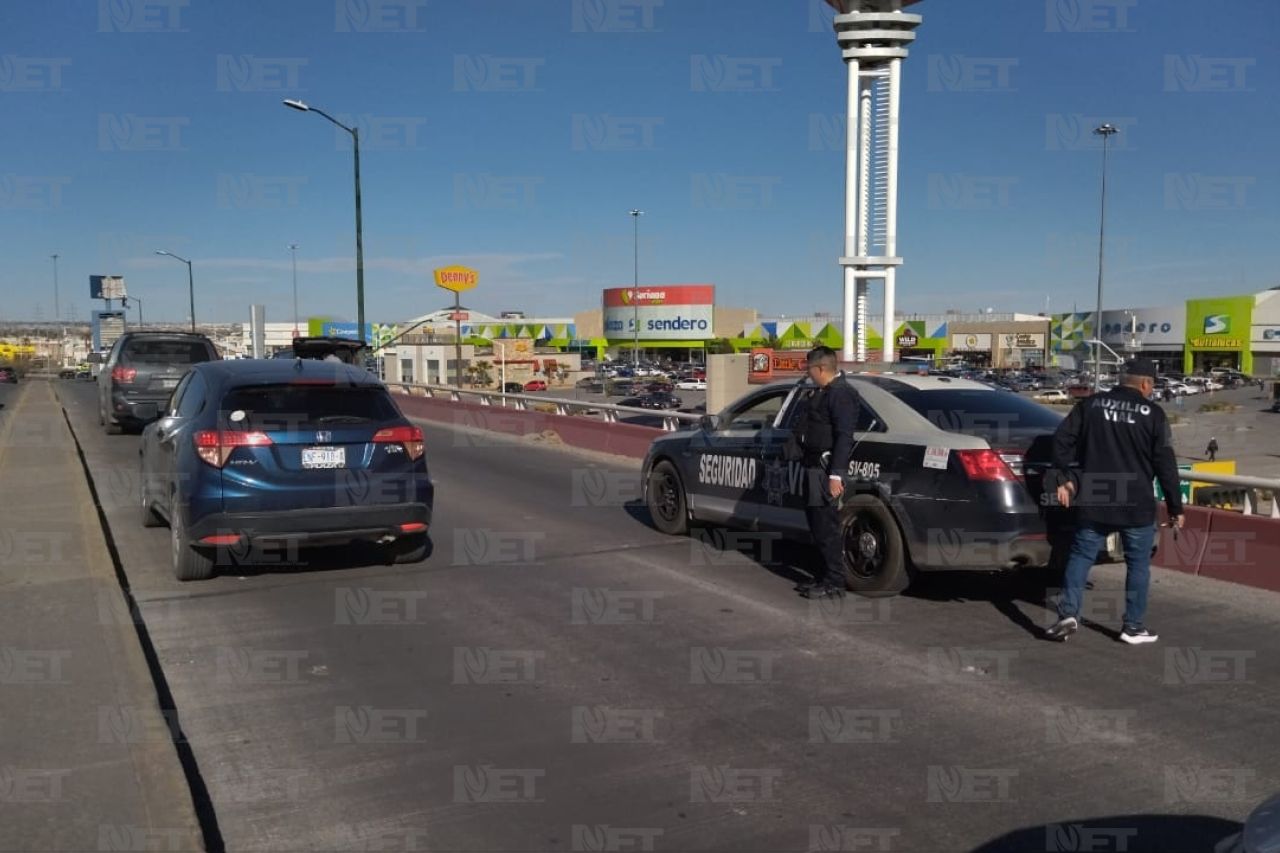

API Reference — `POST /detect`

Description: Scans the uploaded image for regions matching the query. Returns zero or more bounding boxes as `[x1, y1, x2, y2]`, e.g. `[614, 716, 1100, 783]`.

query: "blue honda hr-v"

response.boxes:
[139, 359, 434, 580]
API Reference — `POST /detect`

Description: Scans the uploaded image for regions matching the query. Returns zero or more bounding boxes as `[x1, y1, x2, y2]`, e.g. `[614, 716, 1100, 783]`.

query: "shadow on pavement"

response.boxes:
[198, 537, 434, 579]
[970, 813, 1241, 853]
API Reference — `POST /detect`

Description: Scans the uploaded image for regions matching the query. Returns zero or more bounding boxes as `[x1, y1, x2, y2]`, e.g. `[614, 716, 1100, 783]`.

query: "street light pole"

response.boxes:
[155, 250, 195, 332]
[283, 99, 366, 344]
[629, 209, 643, 368]
[1092, 123, 1117, 391]
[288, 243, 300, 338]
[50, 254, 60, 321]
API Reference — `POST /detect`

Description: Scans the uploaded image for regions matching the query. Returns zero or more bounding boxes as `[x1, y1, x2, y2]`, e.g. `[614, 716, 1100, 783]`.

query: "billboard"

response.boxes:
[1185, 296, 1252, 350]
[603, 285, 715, 340]
[91, 310, 127, 351]
[90, 275, 126, 300]
[1099, 307, 1185, 347]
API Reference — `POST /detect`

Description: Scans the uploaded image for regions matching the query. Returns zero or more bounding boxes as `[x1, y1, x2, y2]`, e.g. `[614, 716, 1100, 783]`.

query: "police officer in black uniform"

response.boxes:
[1045, 358, 1185, 644]
[790, 346, 862, 600]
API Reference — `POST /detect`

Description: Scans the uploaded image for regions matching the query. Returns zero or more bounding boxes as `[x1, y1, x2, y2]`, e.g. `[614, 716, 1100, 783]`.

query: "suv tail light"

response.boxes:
[111, 366, 137, 384]
[373, 425, 425, 461]
[955, 449, 1017, 482]
[194, 430, 273, 468]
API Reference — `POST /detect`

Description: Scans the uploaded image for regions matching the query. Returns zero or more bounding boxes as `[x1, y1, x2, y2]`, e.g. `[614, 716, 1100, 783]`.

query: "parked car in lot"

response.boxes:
[502, 382, 524, 393]
[523, 379, 548, 392]
[98, 332, 220, 434]
[675, 378, 707, 390]
[1033, 389, 1069, 403]
[139, 359, 433, 580]
[619, 392, 683, 410]
[642, 375, 1074, 596]
[0, 366, 18, 384]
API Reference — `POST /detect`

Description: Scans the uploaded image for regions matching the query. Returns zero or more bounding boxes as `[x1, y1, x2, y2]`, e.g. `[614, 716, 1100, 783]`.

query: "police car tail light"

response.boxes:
[373, 425, 424, 461]
[996, 451, 1025, 478]
[955, 449, 1017, 482]
[194, 430, 273, 468]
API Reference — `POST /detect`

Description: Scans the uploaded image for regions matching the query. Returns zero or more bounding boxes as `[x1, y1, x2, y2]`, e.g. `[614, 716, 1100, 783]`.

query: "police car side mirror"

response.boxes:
[698, 414, 719, 432]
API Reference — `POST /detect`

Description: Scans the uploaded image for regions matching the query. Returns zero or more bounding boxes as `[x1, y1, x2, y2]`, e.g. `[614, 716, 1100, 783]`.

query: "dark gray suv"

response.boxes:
[98, 332, 220, 434]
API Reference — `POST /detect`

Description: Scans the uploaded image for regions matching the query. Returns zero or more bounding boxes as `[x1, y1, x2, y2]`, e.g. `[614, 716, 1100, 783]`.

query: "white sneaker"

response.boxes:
[1120, 626, 1159, 645]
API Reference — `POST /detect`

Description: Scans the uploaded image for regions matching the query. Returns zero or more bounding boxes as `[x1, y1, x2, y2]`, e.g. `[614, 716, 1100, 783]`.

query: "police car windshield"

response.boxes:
[891, 389, 1063, 437]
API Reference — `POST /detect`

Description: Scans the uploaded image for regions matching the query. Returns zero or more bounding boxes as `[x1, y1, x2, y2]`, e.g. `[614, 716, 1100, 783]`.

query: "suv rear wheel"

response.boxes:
[170, 511, 215, 581]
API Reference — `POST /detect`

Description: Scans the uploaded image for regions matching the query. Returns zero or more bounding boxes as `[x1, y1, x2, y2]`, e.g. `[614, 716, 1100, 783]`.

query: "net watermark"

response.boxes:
[335, 587, 427, 625]
[570, 468, 643, 507]
[1044, 823, 1139, 852]
[1045, 114, 1137, 151]
[1163, 647, 1254, 685]
[453, 764, 545, 803]
[689, 765, 781, 803]
[98, 705, 183, 744]
[690, 647, 780, 684]
[453, 647, 543, 685]
[0, 647, 70, 684]
[334, 705, 427, 743]
[452, 529, 543, 566]
[215, 55, 307, 92]
[1163, 766, 1255, 805]
[570, 706, 663, 744]
[926, 55, 1018, 92]
[1044, 0, 1138, 33]
[213, 647, 309, 685]
[690, 55, 781, 92]
[331, 114, 427, 150]
[689, 528, 780, 567]
[0, 174, 71, 210]
[98, 113, 189, 151]
[571, 825, 663, 852]
[571, 0, 662, 33]
[453, 55, 544, 92]
[807, 825, 902, 852]
[0, 56, 71, 91]
[808, 707, 901, 744]
[335, 0, 428, 32]
[1163, 55, 1254, 93]
[0, 767, 68, 803]
[453, 173, 544, 210]
[690, 173, 781, 210]
[926, 647, 1017, 684]
[1163, 174, 1254, 211]
[216, 173, 307, 209]
[98, 0, 189, 33]
[926, 766, 1018, 803]
[570, 588, 662, 625]
[1043, 706, 1136, 745]
[926, 174, 1017, 210]
[571, 114, 663, 151]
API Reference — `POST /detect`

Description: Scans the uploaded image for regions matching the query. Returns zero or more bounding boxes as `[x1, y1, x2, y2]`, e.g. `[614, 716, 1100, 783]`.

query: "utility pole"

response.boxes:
[629, 209, 643, 368]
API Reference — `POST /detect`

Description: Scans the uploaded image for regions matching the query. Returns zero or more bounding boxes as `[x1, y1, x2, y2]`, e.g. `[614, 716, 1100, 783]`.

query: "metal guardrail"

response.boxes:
[387, 382, 702, 432]
[1176, 471, 1280, 518]
[386, 381, 1280, 513]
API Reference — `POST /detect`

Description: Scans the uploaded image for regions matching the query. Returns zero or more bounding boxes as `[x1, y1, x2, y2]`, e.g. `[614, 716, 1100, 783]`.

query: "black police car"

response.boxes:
[641, 374, 1069, 596]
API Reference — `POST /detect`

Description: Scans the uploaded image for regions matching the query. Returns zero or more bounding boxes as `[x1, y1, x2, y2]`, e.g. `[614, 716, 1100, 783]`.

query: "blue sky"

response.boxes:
[2, 0, 1277, 325]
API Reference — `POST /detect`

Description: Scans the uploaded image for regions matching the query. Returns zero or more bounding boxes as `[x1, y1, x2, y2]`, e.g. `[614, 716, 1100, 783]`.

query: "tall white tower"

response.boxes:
[827, 0, 923, 364]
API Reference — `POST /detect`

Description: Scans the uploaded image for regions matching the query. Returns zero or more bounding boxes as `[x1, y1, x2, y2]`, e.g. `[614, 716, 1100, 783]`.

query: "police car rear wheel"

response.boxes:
[647, 460, 689, 536]
[840, 495, 908, 597]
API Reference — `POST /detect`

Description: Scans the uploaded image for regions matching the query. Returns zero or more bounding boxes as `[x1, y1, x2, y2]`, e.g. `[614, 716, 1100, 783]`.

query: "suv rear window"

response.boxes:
[220, 385, 401, 430]
[122, 340, 212, 365]
[890, 389, 1064, 433]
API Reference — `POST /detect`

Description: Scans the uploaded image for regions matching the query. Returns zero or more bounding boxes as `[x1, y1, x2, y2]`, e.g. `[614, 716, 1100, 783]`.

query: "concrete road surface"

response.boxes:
[46, 379, 1280, 852]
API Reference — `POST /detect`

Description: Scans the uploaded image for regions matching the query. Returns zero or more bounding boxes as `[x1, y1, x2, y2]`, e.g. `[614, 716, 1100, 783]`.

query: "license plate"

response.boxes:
[160, 378, 179, 389]
[301, 446, 346, 469]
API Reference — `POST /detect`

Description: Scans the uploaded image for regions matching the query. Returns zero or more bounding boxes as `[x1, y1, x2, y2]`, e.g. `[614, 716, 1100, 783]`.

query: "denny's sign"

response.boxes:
[749, 348, 810, 383]
[433, 265, 479, 293]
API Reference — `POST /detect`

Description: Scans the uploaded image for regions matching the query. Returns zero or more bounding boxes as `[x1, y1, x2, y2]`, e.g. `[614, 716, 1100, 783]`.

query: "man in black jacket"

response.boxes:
[792, 346, 861, 600]
[1046, 358, 1185, 644]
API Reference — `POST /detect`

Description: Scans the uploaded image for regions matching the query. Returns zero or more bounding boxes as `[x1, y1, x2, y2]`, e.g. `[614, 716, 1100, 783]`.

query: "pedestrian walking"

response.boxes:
[1206, 437, 1218, 462]
[1045, 358, 1185, 644]
[786, 346, 861, 600]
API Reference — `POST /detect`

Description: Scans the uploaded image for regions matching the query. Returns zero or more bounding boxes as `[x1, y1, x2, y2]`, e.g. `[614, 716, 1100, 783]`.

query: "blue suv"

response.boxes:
[139, 359, 434, 580]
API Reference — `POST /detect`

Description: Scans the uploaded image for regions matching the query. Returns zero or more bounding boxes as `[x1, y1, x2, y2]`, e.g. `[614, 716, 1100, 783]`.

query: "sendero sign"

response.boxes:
[603, 284, 715, 341]
[434, 265, 479, 292]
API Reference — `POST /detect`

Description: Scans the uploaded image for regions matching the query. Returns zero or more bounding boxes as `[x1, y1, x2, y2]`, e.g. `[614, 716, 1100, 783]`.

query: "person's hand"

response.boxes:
[1056, 482, 1074, 508]
[828, 477, 845, 499]
[1172, 513, 1186, 529]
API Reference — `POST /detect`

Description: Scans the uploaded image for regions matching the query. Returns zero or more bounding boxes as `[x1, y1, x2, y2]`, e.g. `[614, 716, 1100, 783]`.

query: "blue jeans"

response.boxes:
[1057, 521, 1156, 630]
